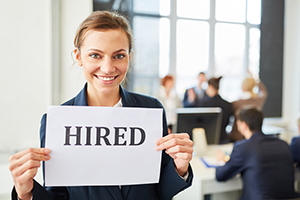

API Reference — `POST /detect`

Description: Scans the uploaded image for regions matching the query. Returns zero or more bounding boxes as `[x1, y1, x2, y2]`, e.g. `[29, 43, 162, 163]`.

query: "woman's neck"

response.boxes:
[87, 86, 121, 107]
[165, 87, 171, 97]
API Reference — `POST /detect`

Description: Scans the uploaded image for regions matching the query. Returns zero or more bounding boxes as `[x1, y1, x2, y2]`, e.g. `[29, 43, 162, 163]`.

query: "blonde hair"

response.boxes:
[242, 77, 257, 98]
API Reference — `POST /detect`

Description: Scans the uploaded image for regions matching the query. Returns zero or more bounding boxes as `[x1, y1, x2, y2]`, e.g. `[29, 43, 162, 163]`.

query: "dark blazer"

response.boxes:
[291, 136, 300, 167]
[201, 94, 233, 144]
[216, 131, 300, 200]
[12, 84, 193, 200]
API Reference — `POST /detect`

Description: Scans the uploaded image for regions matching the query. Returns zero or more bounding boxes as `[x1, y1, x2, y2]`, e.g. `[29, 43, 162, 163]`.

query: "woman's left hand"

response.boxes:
[156, 133, 193, 177]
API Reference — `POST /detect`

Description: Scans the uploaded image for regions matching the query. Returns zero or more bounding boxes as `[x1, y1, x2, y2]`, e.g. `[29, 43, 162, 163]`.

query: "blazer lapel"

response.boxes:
[74, 83, 89, 106]
[119, 86, 137, 107]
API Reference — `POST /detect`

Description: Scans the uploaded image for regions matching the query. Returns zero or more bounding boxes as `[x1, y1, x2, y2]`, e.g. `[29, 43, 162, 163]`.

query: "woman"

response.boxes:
[229, 76, 268, 142]
[201, 77, 233, 144]
[9, 11, 193, 200]
[155, 75, 182, 133]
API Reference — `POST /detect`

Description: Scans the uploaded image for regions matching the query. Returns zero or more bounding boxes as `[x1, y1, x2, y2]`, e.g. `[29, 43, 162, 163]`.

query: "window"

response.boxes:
[94, 0, 283, 117]
[129, 0, 261, 102]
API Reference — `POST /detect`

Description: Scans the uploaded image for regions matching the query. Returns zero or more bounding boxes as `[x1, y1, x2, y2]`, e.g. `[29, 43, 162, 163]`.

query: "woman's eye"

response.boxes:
[115, 54, 125, 59]
[90, 53, 100, 59]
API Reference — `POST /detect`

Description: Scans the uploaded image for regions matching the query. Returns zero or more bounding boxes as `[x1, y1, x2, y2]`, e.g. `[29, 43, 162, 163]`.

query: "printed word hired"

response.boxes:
[64, 126, 146, 146]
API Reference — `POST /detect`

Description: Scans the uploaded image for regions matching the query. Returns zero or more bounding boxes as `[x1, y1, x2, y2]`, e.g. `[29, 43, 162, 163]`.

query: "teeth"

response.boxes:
[98, 76, 115, 81]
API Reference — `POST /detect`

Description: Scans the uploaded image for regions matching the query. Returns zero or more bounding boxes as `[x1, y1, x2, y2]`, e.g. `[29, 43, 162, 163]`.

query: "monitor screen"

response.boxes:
[174, 107, 223, 145]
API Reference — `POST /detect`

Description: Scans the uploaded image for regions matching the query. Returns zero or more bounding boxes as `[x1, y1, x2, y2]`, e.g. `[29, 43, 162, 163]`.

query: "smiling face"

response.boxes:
[74, 29, 130, 105]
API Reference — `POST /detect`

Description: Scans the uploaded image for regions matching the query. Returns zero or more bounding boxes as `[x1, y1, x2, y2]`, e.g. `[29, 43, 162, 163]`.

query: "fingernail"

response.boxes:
[45, 155, 50, 160]
[155, 146, 160, 151]
[44, 149, 50, 153]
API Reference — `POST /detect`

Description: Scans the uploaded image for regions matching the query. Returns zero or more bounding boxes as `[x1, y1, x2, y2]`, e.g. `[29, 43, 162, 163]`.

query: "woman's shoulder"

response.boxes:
[121, 88, 162, 108]
[61, 97, 76, 106]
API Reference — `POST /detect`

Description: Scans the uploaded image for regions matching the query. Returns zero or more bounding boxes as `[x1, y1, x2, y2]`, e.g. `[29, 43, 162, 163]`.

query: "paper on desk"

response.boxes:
[201, 156, 225, 168]
[45, 106, 163, 186]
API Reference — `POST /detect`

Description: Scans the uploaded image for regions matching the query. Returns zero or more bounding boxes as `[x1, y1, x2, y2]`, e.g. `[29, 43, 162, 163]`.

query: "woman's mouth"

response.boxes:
[95, 75, 118, 81]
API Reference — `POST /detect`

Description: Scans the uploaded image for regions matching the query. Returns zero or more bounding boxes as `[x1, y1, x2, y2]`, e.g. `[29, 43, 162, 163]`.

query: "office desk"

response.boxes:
[173, 155, 242, 200]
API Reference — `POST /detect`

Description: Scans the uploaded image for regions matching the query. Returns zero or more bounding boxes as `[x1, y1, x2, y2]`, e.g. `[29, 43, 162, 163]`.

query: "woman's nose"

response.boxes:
[100, 57, 115, 74]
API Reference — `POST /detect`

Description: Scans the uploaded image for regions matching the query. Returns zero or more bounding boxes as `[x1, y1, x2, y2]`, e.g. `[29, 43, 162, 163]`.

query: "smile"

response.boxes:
[95, 75, 118, 81]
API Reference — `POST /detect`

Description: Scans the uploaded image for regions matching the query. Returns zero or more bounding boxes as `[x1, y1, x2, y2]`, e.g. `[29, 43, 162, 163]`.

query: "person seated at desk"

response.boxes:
[201, 76, 233, 144]
[216, 107, 300, 200]
[290, 114, 300, 167]
[183, 72, 207, 107]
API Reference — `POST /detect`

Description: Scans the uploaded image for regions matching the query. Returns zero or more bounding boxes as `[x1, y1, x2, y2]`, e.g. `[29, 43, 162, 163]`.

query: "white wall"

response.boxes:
[283, 0, 300, 134]
[60, 0, 92, 103]
[0, 0, 92, 151]
[0, 0, 52, 150]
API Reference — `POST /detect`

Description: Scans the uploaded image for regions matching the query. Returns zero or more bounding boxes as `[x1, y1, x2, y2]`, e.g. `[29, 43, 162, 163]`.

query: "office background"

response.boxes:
[0, 0, 299, 198]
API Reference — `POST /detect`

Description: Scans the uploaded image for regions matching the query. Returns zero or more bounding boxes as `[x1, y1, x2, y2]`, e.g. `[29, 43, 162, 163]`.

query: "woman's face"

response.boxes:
[164, 79, 174, 90]
[75, 29, 130, 98]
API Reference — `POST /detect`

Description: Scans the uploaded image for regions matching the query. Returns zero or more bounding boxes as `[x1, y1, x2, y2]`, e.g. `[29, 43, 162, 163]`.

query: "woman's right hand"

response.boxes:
[9, 148, 51, 200]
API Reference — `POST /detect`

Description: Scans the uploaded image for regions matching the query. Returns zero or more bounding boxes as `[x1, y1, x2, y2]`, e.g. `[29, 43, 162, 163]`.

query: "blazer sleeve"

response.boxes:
[215, 144, 245, 181]
[153, 99, 193, 199]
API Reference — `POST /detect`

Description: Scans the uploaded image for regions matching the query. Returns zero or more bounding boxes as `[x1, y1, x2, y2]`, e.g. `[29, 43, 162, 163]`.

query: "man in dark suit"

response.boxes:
[216, 107, 300, 200]
[290, 115, 300, 167]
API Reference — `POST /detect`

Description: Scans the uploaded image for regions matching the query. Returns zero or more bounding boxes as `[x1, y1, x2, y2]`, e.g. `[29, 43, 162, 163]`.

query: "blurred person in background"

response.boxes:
[216, 107, 300, 200]
[229, 73, 268, 142]
[201, 76, 233, 144]
[183, 72, 207, 107]
[155, 74, 182, 133]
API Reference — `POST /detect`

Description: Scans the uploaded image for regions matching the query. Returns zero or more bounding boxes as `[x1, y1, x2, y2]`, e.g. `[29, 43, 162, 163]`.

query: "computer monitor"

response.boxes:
[173, 107, 223, 145]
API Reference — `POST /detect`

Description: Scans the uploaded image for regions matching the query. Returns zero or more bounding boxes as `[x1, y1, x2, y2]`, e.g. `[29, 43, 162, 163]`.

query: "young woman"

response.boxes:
[229, 75, 268, 142]
[9, 11, 193, 200]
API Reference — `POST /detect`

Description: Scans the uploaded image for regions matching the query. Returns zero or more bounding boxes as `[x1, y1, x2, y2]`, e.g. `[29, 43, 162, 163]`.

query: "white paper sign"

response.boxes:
[45, 106, 163, 187]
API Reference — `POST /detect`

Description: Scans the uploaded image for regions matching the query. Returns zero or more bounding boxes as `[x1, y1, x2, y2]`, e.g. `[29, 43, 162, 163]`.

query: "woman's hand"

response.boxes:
[156, 133, 193, 177]
[9, 148, 51, 200]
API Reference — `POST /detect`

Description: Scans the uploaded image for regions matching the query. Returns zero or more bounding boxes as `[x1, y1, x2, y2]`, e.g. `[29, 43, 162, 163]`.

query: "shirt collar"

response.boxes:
[114, 98, 123, 107]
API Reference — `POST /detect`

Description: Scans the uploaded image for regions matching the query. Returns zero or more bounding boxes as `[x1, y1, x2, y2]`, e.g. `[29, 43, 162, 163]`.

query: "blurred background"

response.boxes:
[0, 0, 300, 199]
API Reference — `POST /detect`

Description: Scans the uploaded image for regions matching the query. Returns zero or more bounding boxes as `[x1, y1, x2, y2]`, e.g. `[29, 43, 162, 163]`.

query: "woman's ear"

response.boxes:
[74, 48, 83, 67]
